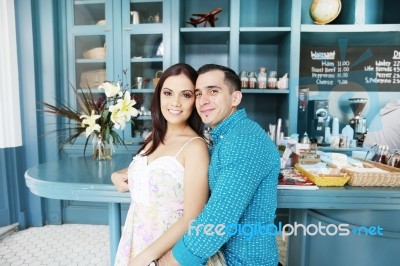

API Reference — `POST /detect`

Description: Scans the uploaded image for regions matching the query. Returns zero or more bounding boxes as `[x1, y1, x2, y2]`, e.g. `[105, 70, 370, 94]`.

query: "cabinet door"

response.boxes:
[66, 0, 115, 106]
[64, 0, 115, 147]
[121, 0, 170, 143]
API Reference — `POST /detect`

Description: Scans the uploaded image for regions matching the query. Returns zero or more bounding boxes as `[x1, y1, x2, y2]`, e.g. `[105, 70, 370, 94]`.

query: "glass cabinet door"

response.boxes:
[121, 0, 168, 142]
[67, 0, 114, 106]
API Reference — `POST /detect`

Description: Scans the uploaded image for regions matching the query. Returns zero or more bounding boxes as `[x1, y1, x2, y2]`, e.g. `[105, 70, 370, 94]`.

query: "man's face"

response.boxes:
[195, 70, 241, 128]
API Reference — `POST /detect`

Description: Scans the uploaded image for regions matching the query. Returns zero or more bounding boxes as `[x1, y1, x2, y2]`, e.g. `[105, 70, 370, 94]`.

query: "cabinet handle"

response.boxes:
[123, 27, 132, 31]
[103, 27, 112, 31]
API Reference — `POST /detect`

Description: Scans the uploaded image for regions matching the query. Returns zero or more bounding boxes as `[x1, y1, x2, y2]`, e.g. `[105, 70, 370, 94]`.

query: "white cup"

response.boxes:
[136, 77, 143, 89]
[131, 11, 140, 24]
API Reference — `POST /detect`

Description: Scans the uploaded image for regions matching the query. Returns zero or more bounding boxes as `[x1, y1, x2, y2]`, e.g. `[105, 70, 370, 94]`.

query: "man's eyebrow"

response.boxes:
[195, 85, 221, 91]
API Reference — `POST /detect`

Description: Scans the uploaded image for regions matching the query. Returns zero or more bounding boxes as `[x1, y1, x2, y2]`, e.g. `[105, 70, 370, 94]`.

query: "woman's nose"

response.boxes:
[172, 96, 182, 106]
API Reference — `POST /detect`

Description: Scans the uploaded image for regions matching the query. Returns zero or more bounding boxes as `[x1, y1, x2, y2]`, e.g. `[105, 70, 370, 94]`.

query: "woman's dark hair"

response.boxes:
[137, 63, 203, 155]
[197, 64, 241, 93]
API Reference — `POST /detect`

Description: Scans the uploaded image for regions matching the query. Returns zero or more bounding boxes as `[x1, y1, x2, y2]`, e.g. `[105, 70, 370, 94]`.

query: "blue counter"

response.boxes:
[25, 155, 400, 266]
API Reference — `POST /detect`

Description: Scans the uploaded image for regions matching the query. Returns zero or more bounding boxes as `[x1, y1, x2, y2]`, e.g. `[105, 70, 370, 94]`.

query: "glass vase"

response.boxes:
[92, 136, 113, 160]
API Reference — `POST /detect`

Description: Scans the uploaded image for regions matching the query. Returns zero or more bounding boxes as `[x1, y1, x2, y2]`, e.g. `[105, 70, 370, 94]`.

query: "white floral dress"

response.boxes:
[114, 137, 202, 266]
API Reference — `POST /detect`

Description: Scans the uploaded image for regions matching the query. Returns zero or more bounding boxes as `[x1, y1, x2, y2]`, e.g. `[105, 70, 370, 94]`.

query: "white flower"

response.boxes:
[80, 110, 101, 137]
[109, 91, 139, 130]
[109, 109, 127, 130]
[98, 81, 122, 98]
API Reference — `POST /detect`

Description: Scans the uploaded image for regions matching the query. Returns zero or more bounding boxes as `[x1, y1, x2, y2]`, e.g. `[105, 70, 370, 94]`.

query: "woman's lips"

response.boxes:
[168, 109, 182, 115]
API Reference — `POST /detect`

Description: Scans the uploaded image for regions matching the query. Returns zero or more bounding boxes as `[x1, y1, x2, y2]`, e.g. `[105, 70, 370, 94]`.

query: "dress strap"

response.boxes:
[174, 136, 204, 158]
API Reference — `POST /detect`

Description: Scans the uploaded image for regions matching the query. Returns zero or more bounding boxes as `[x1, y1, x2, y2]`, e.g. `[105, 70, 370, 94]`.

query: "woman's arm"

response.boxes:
[111, 168, 129, 192]
[130, 139, 210, 266]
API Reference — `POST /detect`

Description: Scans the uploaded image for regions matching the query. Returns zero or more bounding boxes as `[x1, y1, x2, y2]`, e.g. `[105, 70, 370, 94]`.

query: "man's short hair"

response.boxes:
[198, 64, 241, 93]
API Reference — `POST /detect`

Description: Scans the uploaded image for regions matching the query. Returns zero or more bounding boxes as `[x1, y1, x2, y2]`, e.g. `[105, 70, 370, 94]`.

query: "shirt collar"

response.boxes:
[209, 109, 246, 145]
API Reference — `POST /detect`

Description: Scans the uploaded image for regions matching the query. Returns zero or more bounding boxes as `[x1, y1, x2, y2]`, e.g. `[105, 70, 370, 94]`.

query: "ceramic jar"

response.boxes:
[309, 0, 342, 25]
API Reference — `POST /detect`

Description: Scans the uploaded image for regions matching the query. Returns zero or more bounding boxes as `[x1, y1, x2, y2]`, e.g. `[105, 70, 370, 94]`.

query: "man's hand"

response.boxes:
[111, 169, 129, 192]
[158, 250, 180, 266]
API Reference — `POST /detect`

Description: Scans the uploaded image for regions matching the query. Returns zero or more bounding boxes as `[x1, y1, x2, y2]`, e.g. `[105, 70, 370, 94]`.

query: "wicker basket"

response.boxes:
[341, 159, 400, 187]
[295, 164, 349, 187]
[83, 44, 106, 59]
[153, 70, 163, 88]
[79, 69, 106, 89]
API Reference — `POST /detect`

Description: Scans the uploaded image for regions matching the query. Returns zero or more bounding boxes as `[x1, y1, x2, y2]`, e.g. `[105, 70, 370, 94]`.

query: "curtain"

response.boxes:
[0, 0, 22, 148]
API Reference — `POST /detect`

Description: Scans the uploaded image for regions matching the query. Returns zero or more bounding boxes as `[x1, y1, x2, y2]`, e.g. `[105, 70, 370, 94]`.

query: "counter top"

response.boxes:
[25, 155, 400, 210]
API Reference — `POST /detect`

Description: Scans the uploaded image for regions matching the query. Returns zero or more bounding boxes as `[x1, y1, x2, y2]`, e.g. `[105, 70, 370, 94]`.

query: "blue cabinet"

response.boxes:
[60, 0, 171, 156]
[61, 0, 399, 149]
[53, 0, 400, 222]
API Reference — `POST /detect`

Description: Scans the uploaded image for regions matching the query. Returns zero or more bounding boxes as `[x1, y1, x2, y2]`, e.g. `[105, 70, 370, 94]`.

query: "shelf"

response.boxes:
[240, 27, 291, 44]
[74, 0, 106, 4]
[301, 27, 400, 46]
[242, 89, 289, 94]
[131, 0, 162, 3]
[301, 24, 400, 33]
[180, 27, 230, 44]
[136, 115, 152, 120]
[131, 89, 154, 93]
[131, 57, 163, 63]
[76, 59, 106, 63]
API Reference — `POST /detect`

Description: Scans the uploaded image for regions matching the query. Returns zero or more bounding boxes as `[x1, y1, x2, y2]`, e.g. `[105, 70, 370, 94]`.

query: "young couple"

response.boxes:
[111, 63, 280, 266]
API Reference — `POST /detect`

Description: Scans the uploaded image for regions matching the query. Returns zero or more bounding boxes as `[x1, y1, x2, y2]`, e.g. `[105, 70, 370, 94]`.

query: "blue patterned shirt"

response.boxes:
[172, 109, 280, 265]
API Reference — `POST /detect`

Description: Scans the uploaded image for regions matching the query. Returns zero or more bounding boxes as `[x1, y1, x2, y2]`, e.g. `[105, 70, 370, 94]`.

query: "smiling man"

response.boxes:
[158, 64, 280, 266]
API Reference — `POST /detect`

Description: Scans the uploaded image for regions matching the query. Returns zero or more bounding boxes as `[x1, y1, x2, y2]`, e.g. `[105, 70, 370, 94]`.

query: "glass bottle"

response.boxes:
[371, 144, 385, 162]
[239, 71, 248, 89]
[248, 72, 257, 89]
[267, 71, 277, 89]
[379, 145, 389, 164]
[257, 67, 267, 89]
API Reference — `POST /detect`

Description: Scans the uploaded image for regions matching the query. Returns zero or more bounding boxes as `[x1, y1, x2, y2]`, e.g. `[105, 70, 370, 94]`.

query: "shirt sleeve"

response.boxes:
[172, 131, 279, 265]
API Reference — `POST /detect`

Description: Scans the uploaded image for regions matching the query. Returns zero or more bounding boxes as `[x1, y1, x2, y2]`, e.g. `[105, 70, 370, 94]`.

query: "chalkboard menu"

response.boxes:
[300, 46, 400, 92]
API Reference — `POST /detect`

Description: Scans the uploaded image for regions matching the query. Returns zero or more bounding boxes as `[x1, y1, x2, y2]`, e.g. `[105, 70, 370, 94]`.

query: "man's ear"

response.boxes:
[232, 91, 242, 107]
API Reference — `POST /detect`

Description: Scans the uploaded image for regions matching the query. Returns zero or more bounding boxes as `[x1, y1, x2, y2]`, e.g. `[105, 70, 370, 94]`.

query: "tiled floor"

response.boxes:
[0, 223, 288, 266]
[0, 224, 109, 266]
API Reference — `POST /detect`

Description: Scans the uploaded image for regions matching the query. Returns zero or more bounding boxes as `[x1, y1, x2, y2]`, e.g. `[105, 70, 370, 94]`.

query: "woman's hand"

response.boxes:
[128, 252, 152, 266]
[111, 169, 129, 192]
[158, 250, 180, 266]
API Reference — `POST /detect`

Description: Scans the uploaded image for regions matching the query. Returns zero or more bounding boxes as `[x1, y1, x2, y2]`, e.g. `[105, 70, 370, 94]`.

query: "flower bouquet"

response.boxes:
[40, 78, 140, 160]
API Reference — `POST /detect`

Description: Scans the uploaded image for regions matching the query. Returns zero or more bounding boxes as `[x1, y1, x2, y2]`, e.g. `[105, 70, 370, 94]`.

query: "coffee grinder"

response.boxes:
[296, 99, 329, 143]
[308, 100, 329, 142]
[349, 98, 368, 146]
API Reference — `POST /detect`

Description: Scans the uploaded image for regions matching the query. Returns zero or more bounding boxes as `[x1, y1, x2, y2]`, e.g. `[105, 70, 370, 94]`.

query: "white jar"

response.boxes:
[257, 67, 267, 89]
[267, 71, 277, 89]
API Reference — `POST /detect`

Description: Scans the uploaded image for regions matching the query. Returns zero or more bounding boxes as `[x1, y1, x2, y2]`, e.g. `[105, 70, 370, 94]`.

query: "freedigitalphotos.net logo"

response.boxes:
[188, 220, 384, 241]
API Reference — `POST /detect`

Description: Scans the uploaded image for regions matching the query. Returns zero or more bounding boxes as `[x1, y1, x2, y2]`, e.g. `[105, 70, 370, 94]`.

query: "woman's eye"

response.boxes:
[163, 91, 172, 96]
[182, 92, 193, 98]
